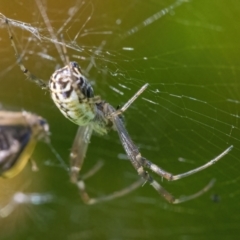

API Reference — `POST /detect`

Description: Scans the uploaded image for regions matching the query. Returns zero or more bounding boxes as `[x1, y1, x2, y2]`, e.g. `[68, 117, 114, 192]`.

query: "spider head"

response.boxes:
[70, 61, 81, 71]
[68, 61, 94, 99]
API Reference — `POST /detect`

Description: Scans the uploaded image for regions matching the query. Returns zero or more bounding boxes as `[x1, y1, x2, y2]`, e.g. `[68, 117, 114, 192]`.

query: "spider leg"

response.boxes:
[109, 83, 149, 118]
[81, 160, 105, 180]
[109, 106, 225, 203]
[35, 0, 66, 64]
[140, 145, 233, 181]
[109, 84, 233, 182]
[70, 125, 143, 204]
[77, 178, 144, 205]
[70, 125, 93, 183]
[5, 18, 48, 89]
[150, 177, 216, 204]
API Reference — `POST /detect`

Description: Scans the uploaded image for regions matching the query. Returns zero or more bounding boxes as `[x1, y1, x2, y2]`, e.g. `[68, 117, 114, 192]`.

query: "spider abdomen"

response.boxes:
[49, 62, 96, 126]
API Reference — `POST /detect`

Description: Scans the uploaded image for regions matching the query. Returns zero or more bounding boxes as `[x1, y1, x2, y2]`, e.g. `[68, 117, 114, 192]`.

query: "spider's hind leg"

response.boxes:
[150, 176, 216, 204]
[70, 125, 143, 204]
[139, 145, 233, 181]
[77, 170, 144, 205]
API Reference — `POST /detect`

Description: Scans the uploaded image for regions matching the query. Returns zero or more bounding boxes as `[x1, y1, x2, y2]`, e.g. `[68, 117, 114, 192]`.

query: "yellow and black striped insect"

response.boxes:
[0, 111, 49, 178]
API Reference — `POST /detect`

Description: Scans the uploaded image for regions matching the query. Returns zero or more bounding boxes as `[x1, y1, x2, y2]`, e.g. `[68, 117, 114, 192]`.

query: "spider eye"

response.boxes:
[70, 61, 80, 69]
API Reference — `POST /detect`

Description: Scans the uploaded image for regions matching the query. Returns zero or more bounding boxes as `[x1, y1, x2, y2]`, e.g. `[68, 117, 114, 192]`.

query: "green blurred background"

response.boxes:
[0, 0, 240, 239]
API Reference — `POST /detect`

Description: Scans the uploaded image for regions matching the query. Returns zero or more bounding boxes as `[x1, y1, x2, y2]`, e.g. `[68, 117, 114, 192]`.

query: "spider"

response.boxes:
[4, 5, 233, 204]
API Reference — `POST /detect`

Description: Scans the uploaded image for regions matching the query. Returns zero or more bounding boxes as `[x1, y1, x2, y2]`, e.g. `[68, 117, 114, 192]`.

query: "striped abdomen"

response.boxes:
[49, 62, 96, 126]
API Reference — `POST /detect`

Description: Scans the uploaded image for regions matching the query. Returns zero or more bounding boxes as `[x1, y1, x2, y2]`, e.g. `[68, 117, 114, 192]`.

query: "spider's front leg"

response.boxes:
[5, 18, 48, 89]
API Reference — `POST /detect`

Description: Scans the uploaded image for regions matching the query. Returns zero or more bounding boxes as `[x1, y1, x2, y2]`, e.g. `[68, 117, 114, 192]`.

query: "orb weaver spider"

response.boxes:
[4, 3, 233, 204]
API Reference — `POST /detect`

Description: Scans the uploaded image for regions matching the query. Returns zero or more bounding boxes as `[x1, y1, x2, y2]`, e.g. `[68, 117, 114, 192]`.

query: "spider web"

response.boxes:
[0, 0, 239, 239]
